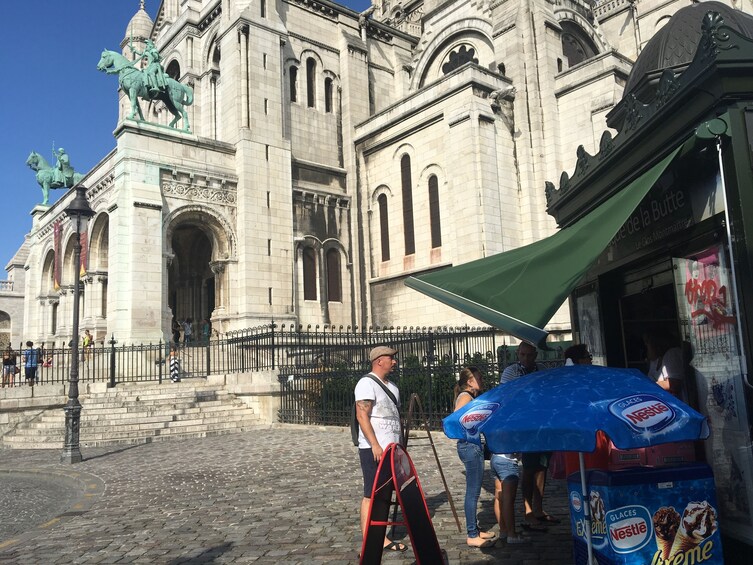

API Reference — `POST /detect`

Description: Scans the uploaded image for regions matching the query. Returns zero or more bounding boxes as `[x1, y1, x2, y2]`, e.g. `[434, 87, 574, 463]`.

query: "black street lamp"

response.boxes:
[61, 185, 95, 464]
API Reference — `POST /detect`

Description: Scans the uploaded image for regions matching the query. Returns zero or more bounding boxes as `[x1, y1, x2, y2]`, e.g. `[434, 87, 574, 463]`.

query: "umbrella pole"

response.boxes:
[579, 452, 595, 565]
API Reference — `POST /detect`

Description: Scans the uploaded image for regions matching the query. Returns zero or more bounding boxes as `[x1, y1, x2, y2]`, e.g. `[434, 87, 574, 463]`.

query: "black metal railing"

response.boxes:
[5, 324, 566, 429]
[275, 325, 568, 427]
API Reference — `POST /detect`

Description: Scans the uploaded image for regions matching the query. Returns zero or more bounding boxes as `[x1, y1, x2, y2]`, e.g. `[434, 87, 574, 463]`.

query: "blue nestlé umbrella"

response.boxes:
[443, 365, 710, 565]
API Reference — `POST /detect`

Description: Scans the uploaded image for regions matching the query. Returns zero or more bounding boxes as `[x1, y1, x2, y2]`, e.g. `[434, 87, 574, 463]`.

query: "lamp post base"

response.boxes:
[61, 401, 83, 464]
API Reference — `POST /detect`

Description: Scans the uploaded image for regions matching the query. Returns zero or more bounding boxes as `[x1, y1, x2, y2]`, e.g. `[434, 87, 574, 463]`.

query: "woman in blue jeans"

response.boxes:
[454, 367, 496, 548]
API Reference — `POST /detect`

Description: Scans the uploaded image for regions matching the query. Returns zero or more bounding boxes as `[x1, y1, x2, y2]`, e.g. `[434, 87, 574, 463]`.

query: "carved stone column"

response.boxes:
[209, 260, 227, 312]
[82, 276, 94, 331]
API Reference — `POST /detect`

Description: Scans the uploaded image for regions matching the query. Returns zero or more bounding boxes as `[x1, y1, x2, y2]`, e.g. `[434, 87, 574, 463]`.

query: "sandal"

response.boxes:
[479, 531, 497, 540]
[535, 514, 561, 524]
[467, 537, 495, 548]
[383, 541, 408, 553]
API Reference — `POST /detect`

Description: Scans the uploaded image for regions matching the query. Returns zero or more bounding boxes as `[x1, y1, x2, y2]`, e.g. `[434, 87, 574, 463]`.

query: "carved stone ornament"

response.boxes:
[209, 261, 227, 275]
[163, 181, 237, 204]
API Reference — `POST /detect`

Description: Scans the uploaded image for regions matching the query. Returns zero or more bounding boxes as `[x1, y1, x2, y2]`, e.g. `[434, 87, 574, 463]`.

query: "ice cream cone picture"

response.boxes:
[653, 506, 680, 560]
[667, 501, 718, 561]
[590, 491, 606, 523]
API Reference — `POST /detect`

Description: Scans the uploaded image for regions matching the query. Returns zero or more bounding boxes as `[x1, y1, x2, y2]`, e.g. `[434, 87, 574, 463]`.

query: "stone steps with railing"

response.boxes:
[32, 405, 257, 428]
[66, 396, 233, 413]
[37, 402, 252, 422]
[8, 411, 256, 436]
[0, 381, 263, 449]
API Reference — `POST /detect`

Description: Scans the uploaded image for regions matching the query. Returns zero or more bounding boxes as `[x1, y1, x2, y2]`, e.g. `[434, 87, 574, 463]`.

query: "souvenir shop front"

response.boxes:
[546, 5, 753, 555]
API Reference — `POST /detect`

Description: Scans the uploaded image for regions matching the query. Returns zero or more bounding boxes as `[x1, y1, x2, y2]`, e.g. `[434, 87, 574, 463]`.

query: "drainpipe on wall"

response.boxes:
[358, 6, 376, 42]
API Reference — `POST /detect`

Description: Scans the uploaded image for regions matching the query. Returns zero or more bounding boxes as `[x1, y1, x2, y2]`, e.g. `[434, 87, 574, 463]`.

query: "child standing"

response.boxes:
[169, 348, 181, 383]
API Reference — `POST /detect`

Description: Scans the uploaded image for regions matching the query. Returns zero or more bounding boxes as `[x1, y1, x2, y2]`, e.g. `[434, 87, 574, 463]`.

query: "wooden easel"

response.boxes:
[401, 392, 462, 533]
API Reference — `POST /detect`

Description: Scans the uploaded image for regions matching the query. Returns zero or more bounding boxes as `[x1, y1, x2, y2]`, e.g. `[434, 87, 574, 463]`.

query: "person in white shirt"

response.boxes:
[643, 331, 687, 402]
[354, 345, 406, 554]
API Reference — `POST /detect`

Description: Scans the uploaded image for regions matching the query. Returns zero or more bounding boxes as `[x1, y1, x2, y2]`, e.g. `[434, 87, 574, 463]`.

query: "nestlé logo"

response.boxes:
[606, 505, 653, 554]
[570, 491, 582, 513]
[609, 394, 676, 433]
[459, 402, 499, 435]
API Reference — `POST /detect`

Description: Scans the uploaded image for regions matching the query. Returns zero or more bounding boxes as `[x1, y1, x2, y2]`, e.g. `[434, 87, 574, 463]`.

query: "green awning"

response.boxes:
[405, 145, 683, 347]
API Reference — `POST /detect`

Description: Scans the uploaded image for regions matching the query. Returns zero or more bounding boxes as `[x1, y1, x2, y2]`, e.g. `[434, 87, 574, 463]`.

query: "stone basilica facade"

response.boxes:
[9, 0, 751, 345]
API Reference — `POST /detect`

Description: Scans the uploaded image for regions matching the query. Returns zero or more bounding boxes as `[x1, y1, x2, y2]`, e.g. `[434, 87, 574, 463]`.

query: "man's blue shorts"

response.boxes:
[359, 448, 379, 498]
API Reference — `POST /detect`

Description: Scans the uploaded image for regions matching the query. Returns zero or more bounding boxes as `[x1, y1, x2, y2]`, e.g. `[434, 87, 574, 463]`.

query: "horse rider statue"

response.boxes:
[54, 147, 76, 187]
[131, 39, 167, 96]
[26, 146, 84, 206]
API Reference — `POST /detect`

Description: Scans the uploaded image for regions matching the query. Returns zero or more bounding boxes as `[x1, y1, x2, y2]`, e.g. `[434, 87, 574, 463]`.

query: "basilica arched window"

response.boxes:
[166, 60, 181, 80]
[560, 21, 598, 68]
[442, 45, 478, 75]
[326, 249, 341, 302]
[290, 66, 298, 102]
[303, 247, 317, 300]
[324, 77, 333, 113]
[378, 194, 390, 262]
[306, 58, 316, 108]
[428, 175, 441, 248]
[400, 155, 415, 255]
[0, 311, 8, 350]
[209, 41, 221, 140]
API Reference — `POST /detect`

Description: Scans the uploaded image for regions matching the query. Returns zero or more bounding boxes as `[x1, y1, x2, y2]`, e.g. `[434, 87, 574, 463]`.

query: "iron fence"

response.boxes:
[276, 325, 567, 427]
[4, 325, 567, 430]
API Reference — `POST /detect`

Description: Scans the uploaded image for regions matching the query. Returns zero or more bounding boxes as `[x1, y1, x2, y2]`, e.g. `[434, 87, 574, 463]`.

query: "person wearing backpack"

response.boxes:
[354, 345, 407, 554]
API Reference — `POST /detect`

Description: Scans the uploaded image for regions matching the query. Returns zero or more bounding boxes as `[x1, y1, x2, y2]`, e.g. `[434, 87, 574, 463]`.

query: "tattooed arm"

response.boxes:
[355, 399, 383, 461]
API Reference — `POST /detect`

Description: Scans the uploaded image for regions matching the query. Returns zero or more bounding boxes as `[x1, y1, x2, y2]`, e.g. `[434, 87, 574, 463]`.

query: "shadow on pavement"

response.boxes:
[167, 542, 234, 564]
[83, 443, 143, 461]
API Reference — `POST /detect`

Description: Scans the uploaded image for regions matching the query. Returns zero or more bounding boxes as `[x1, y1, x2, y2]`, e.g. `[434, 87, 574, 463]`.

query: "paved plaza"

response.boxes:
[0, 425, 573, 564]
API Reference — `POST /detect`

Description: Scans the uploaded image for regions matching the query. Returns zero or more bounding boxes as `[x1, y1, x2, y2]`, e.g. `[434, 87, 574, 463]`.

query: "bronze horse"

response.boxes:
[26, 151, 83, 206]
[97, 49, 193, 132]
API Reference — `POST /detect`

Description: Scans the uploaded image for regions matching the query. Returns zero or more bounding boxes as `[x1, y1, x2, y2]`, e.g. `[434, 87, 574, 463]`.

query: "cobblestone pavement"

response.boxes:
[0, 425, 574, 564]
[0, 471, 79, 541]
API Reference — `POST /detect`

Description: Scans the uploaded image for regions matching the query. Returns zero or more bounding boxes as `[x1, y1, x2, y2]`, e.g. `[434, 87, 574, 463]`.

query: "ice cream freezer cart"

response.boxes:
[567, 463, 722, 564]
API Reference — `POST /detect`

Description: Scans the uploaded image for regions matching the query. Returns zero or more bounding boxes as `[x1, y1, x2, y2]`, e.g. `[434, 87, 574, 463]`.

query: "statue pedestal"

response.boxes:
[30, 205, 51, 230]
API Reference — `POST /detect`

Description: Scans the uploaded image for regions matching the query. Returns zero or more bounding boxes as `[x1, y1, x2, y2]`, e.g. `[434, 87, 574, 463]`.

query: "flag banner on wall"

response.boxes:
[53, 220, 62, 290]
[79, 231, 88, 277]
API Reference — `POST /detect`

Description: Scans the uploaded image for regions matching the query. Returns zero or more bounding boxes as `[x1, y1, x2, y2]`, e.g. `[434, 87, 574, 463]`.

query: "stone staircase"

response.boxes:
[1, 381, 263, 449]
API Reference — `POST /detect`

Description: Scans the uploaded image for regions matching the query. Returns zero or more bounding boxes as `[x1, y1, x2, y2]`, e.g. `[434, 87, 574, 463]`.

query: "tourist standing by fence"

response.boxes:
[2, 347, 17, 387]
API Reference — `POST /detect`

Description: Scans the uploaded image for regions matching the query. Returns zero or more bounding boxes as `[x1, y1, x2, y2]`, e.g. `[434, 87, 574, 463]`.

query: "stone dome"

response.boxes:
[625, 1, 753, 99]
[124, 0, 153, 41]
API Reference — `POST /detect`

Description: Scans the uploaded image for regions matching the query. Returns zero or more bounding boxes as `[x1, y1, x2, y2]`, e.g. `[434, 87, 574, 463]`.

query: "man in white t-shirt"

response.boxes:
[644, 332, 688, 403]
[354, 345, 406, 554]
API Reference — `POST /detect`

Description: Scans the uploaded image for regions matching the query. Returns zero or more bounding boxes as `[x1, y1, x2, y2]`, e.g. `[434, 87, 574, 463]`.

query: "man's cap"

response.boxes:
[369, 346, 397, 362]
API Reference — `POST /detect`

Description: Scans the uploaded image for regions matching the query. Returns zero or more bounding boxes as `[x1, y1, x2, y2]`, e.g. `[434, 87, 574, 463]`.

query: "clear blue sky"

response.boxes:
[1, 0, 370, 273]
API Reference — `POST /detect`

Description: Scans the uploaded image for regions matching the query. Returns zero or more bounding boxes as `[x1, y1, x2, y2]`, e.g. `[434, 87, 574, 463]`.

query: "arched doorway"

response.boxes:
[168, 225, 215, 326]
[0, 311, 10, 350]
